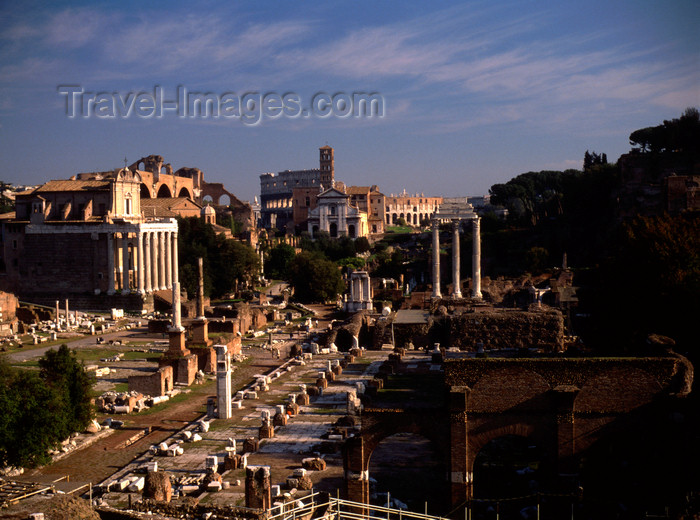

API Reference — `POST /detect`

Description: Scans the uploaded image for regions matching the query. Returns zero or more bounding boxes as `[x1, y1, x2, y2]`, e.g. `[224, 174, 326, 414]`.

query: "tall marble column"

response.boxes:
[197, 257, 205, 318]
[144, 232, 152, 293]
[472, 217, 482, 299]
[165, 231, 172, 289]
[151, 231, 159, 292]
[137, 232, 145, 295]
[106, 232, 115, 295]
[432, 220, 441, 298]
[171, 231, 179, 285]
[452, 219, 462, 298]
[121, 233, 130, 294]
[158, 231, 166, 290]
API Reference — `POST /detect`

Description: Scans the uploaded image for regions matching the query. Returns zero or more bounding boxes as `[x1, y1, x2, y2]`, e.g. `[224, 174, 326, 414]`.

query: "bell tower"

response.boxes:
[319, 146, 334, 186]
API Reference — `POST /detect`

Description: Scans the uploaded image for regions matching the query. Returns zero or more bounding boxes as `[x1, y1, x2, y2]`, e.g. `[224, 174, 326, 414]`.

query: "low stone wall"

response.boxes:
[128, 366, 173, 397]
[448, 308, 564, 352]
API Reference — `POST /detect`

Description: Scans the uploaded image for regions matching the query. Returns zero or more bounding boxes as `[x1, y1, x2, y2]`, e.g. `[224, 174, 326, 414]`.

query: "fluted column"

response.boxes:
[432, 220, 441, 298]
[165, 231, 173, 289]
[106, 232, 115, 295]
[472, 217, 482, 299]
[452, 219, 462, 298]
[158, 231, 166, 290]
[144, 232, 152, 293]
[137, 232, 145, 294]
[171, 231, 179, 285]
[150, 231, 158, 292]
[121, 233, 130, 294]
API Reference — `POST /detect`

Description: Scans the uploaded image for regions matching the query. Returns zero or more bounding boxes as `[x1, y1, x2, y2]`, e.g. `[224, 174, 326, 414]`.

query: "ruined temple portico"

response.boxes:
[431, 198, 481, 299]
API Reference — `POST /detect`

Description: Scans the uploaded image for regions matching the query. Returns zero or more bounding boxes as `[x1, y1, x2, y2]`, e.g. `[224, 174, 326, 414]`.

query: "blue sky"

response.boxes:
[0, 0, 698, 202]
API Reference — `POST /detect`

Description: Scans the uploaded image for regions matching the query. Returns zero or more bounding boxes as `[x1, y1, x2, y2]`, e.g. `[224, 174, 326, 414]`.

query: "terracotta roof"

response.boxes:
[346, 186, 371, 195]
[35, 180, 111, 192]
[141, 197, 201, 217]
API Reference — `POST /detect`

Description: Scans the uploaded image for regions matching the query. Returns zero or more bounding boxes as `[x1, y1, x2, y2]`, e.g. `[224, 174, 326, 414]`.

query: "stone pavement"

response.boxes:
[96, 344, 393, 506]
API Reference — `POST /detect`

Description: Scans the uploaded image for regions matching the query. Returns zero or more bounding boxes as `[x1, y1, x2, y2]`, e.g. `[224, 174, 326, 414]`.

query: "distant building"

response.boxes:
[260, 146, 334, 231]
[346, 185, 385, 234]
[385, 190, 443, 227]
[307, 187, 368, 238]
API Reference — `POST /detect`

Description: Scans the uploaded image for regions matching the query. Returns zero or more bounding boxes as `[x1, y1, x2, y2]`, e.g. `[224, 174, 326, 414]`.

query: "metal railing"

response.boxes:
[266, 492, 447, 520]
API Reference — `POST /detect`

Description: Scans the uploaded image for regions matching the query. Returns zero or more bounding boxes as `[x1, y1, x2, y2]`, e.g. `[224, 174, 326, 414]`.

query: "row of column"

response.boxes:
[431, 217, 482, 299]
[106, 230, 179, 295]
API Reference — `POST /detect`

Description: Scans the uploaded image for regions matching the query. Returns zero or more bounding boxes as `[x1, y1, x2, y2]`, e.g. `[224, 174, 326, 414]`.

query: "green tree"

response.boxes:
[265, 243, 296, 280]
[177, 217, 259, 298]
[289, 251, 344, 303]
[39, 344, 94, 438]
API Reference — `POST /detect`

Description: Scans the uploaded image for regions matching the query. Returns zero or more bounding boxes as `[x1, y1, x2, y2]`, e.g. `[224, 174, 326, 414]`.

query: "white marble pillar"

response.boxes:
[472, 217, 482, 299]
[121, 233, 130, 294]
[137, 232, 145, 295]
[158, 231, 166, 290]
[171, 281, 183, 330]
[106, 232, 115, 295]
[144, 232, 152, 293]
[432, 220, 441, 298]
[452, 219, 462, 298]
[165, 231, 172, 289]
[151, 231, 159, 292]
[171, 231, 179, 285]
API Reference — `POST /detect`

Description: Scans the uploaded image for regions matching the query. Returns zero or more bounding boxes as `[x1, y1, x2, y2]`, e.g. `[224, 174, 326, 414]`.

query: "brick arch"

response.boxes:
[344, 410, 450, 504]
[156, 183, 172, 198]
[178, 187, 192, 199]
[140, 183, 152, 199]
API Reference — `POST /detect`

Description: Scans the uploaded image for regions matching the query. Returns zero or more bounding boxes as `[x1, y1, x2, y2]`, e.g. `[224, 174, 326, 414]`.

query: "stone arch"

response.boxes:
[157, 184, 172, 198]
[178, 187, 192, 199]
[219, 194, 231, 206]
[368, 432, 447, 512]
[202, 195, 214, 204]
[140, 183, 152, 199]
[335, 328, 355, 351]
[138, 161, 145, 171]
[472, 434, 548, 503]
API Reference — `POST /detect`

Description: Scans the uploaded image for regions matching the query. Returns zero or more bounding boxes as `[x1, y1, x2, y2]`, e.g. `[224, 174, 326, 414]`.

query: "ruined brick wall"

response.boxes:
[128, 366, 173, 397]
[444, 356, 692, 462]
[21, 232, 109, 295]
[448, 308, 564, 352]
[0, 291, 18, 320]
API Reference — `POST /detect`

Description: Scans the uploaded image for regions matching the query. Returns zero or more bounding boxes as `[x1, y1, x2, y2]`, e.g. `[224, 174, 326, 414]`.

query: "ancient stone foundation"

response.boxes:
[245, 466, 271, 509]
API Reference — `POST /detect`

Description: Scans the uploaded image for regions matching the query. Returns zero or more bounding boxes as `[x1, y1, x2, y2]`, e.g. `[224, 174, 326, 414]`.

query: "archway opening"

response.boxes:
[472, 435, 547, 517]
[335, 329, 355, 351]
[368, 433, 445, 514]
[156, 184, 172, 198]
[178, 187, 191, 199]
[329, 222, 338, 238]
[219, 194, 231, 206]
[348, 224, 356, 238]
[140, 183, 151, 199]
